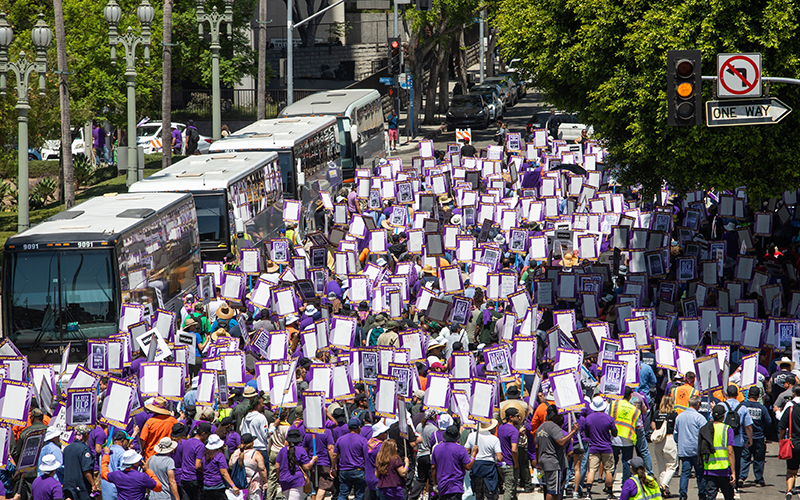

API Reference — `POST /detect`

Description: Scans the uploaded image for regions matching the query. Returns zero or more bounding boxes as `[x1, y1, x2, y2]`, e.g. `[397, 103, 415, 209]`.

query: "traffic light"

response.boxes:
[388, 38, 401, 75]
[667, 50, 703, 126]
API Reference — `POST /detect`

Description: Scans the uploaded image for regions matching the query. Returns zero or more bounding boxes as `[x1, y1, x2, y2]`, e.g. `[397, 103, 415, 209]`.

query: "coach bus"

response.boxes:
[208, 116, 342, 230]
[2, 193, 201, 363]
[278, 89, 385, 180]
[130, 152, 283, 261]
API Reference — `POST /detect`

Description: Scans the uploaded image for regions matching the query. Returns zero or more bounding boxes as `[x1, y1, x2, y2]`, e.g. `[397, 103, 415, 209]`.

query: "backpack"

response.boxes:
[187, 126, 200, 147]
[723, 402, 744, 434]
[230, 451, 250, 489]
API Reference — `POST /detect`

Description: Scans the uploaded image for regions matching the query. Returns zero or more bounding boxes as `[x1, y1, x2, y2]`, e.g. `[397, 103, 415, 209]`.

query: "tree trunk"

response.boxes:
[423, 53, 440, 124]
[53, 0, 74, 208]
[457, 29, 468, 91]
[257, 0, 267, 120]
[162, 0, 173, 168]
[437, 44, 450, 114]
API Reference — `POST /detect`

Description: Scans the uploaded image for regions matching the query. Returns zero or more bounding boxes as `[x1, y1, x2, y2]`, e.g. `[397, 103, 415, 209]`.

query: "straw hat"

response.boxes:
[422, 264, 436, 275]
[183, 317, 198, 329]
[479, 419, 498, 431]
[243, 386, 258, 398]
[266, 260, 280, 273]
[450, 214, 462, 225]
[217, 304, 235, 320]
[145, 396, 171, 415]
[439, 194, 452, 204]
[499, 400, 528, 421]
[779, 356, 796, 370]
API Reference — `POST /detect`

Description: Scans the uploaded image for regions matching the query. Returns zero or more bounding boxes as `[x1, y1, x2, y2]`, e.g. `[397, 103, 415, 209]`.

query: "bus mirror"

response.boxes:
[350, 124, 358, 144]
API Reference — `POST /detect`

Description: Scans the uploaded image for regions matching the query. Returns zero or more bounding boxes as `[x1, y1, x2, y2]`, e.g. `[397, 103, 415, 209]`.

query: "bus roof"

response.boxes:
[278, 89, 381, 119]
[208, 116, 337, 153]
[129, 151, 279, 193]
[4, 192, 192, 248]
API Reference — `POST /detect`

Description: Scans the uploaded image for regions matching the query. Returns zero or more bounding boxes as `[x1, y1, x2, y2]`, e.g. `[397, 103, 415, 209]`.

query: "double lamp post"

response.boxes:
[0, 13, 52, 233]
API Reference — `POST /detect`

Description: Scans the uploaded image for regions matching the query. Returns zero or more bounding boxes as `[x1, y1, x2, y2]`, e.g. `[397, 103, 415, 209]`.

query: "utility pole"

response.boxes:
[53, 0, 74, 208]
[479, 9, 485, 83]
[162, 0, 173, 167]
[257, 0, 268, 119]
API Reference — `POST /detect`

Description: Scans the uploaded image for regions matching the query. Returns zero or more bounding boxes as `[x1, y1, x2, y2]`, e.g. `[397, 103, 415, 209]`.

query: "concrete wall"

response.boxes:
[264, 43, 390, 83]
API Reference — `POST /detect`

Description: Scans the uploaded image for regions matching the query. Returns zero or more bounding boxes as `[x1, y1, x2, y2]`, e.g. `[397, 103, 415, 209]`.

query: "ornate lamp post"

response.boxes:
[0, 13, 52, 232]
[105, 0, 154, 187]
[196, 0, 234, 141]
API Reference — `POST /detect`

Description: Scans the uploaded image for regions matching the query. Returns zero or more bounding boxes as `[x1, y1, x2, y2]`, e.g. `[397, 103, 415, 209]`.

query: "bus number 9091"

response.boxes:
[22, 243, 38, 250]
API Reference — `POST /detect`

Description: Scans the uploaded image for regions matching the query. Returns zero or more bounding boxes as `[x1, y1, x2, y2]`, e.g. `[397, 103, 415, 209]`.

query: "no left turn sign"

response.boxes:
[717, 53, 761, 98]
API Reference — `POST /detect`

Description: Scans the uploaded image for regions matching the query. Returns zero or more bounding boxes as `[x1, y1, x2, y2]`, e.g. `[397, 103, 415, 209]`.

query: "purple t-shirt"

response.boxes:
[705, 427, 734, 477]
[93, 127, 106, 149]
[106, 469, 158, 500]
[225, 431, 241, 452]
[32, 475, 62, 500]
[202, 451, 228, 488]
[620, 478, 639, 500]
[332, 424, 349, 441]
[360, 426, 373, 440]
[583, 410, 616, 454]
[377, 456, 404, 488]
[496, 423, 519, 464]
[431, 442, 472, 495]
[178, 438, 206, 482]
[88, 426, 108, 471]
[306, 429, 334, 467]
[334, 432, 369, 470]
[347, 191, 359, 213]
[366, 441, 382, 490]
[276, 445, 311, 490]
[171, 128, 182, 149]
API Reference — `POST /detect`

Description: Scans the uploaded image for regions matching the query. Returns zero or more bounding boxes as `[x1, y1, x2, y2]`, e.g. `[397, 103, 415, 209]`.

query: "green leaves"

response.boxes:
[493, 0, 800, 199]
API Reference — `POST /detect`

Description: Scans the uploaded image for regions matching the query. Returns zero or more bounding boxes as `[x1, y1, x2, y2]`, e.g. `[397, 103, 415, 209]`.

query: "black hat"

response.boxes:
[504, 407, 519, 417]
[444, 425, 460, 442]
[354, 393, 367, 403]
[286, 428, 303, 445]
[220, 416, 234, 427]
[196, 421, 213, 435]
[359, 301, 370, 311]
[241, 433, 255, 445]
[113, 430, 130, 441]
[506, 385, 521, 399]
[225, 252, 236, 262]
[332, 408, 346, 424]
[171, 423, 187, 438]
[298, 358, 312, 370]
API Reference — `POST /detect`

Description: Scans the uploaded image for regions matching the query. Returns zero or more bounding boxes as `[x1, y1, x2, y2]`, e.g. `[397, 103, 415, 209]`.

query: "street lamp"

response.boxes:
[105, 0, 154, 187]
[0, 13, 52, 233]
[196, 0, 234, 141]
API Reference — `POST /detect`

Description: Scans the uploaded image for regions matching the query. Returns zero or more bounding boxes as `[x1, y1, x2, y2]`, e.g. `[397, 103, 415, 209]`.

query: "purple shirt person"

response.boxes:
[430, 426, 474, 495]
[334, 419, 369, 470]
[276, 428, 314, 490]
[171, 127, 182, 153]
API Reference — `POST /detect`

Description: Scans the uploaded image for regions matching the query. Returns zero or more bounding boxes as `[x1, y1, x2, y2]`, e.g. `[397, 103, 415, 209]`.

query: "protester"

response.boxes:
[333, 418, 369, 500]
[465, 419, 502, 500]
[619, 457, 661, 500]
[779, 385, 800, 500]
[674, 396, 707, 500]
[375, 438, 409, 500]
[583, 396, 617, 499]
[101, 449, 163, 499]
[431, 425, 475, 500]
[63, 425, 97, 500]
[536, 405, 579, 500]
[609, 388, 640, 485]
[740, 386, 771, 487]
[31, 455, 63, 500]
[230, 434, 269, 500]
[276, 428, 316, 500]
[148, 437, 181, 500]
[650, 395, 678, 496]
[700, 405, 735, 500]
[202, 434, 240, 499]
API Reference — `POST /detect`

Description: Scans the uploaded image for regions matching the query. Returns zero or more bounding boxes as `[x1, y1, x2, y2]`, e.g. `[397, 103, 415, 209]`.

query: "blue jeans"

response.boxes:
[635, 429, 654, 476]
[740, 439, 766, 482]
[679, 456, 707, 500]
[338, 469, 366, 500]
[612, 446, 634, 484]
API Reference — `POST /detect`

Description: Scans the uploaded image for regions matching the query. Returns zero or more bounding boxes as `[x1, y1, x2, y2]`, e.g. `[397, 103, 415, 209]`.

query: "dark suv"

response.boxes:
[446, 94, 490, 130]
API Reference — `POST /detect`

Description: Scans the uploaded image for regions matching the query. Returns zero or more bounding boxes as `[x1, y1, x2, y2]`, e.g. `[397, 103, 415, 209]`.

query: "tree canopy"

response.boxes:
[493, 0, 800, 199]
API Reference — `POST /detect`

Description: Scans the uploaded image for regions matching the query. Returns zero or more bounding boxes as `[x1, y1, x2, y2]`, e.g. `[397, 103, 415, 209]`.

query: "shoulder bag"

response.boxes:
[780, 404, 794, 460]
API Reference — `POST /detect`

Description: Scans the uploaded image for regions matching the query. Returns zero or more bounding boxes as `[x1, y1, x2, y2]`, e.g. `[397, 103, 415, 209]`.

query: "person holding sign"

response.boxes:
[375, 439, 409, 500]
[464, 420, 502, 500]
[276, 429, 317, 500]
[431, 425, 475, 500]
[333, 418, 369, 500]
[535, 405, 579, 500]
[699, 405, 735, 500]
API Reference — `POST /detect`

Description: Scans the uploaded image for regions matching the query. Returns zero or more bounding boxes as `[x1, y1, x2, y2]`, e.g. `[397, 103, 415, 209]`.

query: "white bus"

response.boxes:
[2, 193, 201, 363]
[209, 116, 343, 229]
[278, 89, 386, 180]
[129, 152, 283, 261]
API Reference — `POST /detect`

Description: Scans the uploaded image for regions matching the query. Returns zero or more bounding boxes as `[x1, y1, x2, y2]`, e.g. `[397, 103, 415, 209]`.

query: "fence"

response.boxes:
[171, 89, 319, 122]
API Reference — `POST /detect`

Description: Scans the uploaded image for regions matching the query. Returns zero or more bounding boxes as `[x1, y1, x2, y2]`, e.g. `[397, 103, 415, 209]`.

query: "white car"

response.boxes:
[137, 122, 212, 155]
[40, 140, 61, 161]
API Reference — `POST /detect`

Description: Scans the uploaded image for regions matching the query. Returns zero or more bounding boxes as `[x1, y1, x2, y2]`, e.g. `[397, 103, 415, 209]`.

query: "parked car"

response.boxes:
[446, 94, 490, 130]
[469, 85, 504, 120]
[526, 111, 592, 142]
[497, 71, 526, 97]
[40, 140, 61, 161]
[482, 76, 517, 108]
[137, 122, 212, 154]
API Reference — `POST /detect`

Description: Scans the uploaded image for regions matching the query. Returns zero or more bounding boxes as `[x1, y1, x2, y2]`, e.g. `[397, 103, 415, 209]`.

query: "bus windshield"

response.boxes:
[194, 193, 229, 246]
[4, 249, 118, 350]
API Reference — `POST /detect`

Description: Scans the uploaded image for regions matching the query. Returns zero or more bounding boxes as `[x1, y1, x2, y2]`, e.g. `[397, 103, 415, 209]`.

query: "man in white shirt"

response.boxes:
[464, 419, 503, 500]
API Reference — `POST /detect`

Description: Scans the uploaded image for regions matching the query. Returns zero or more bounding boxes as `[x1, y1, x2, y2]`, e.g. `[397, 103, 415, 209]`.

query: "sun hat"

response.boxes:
[286, 428, 303, 445]
[450, 214, 462, 225]
[183, 317, 198, 329]
[217, 304, 235, 320]
[171, 423, 187, 438]
[145, 397, 171, 415]
[479, 419, 498, 432]
[206, 434, 224, 450]
[494, 233, 505, 244]
[286, 314, 299, 325]
[372, 422, 390, 437]
[414, 389, 425, 399]
[437, 413, 454, 430]
[44, 427, 61, 442]
[39, 454, 61, 473]
[779, 356, 796, 370]
[305, 305, 318, 316]
[590, 396, 608, 412]
[545, 392, 556, 402]
[155, 437, 178, 455]
[724, 222, 736, 231]
[422, 264, 436, 275]
[121, 449, 143, 467]
[444, 425, 460, 442]
[243, 386, 258, 398]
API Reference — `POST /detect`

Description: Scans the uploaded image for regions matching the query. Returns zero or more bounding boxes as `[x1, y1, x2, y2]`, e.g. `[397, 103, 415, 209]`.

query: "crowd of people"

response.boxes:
[10, 130, 800, 500]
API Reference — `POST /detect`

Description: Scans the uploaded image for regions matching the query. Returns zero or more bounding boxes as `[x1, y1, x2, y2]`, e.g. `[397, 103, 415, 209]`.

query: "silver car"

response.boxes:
[469, 85, 504, 120]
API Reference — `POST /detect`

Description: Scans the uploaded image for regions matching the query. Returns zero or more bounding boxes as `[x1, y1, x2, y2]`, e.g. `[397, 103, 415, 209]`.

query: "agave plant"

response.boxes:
[0, 180, 16, 211]
[34, 177, 58, 204]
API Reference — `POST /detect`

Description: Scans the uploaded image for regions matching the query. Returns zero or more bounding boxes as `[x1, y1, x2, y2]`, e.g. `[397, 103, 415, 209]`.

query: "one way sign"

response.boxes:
[705, 98, 791, 127]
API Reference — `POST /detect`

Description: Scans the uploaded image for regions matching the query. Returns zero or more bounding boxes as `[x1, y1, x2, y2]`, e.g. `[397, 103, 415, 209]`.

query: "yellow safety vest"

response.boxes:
[286, 229, 301, 246]
[705, 422, 731, 471]
[219, 407, 232, 420]
[671, 384, 698, 414]
[630, 476, 663, 500]
[610, 399, 641, 445]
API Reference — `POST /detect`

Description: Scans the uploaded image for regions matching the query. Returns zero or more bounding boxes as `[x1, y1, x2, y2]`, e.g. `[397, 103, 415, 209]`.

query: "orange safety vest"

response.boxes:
[672, 384, 698, 414]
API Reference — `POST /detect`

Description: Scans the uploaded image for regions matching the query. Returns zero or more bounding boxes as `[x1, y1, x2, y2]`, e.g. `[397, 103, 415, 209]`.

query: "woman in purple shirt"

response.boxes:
[374, 439, 409, 500]
[202, 435, 240, 500]
[276, 429, 317, 500]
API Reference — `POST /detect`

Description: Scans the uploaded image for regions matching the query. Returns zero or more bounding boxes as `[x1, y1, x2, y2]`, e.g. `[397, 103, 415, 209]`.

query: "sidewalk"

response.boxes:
[391, 108, 448, 155]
